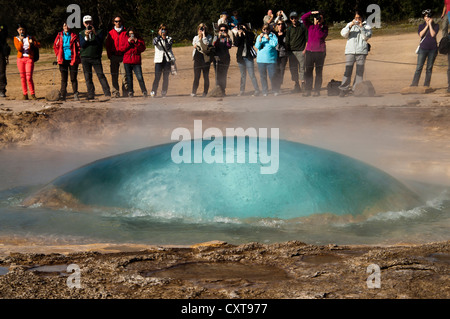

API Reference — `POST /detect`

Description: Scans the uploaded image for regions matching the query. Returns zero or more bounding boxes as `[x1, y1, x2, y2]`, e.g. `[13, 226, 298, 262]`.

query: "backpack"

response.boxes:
[2, 43, 11, 57]
[32, 41, 39, 62]
[438, 35, 450, 55]
[327, 79, 342, 96]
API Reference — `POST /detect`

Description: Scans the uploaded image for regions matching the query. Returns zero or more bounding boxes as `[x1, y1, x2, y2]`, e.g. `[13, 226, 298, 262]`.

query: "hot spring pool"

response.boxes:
[0, 139, 449, 246]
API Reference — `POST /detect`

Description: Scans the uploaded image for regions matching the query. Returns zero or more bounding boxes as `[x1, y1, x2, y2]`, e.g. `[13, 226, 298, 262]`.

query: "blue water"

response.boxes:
[0, 139, 449, 246]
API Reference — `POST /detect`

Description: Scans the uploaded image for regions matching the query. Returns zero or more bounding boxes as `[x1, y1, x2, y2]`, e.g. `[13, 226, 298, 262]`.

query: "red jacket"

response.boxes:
[105, 28, 128, 58]
[53, 32, 80, 65]
[120, 38, 146, 64]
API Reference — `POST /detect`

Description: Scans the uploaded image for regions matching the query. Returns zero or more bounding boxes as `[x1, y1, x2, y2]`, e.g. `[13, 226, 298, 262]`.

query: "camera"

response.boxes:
[87, 25, 92, 31]
[312, 13, 321, 20]
[200, 27, 204, 31]
[239, 25, 245, 30]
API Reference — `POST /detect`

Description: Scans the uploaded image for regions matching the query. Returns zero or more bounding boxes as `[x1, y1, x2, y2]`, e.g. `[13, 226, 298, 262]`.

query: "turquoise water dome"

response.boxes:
[44, 138, 420, 220]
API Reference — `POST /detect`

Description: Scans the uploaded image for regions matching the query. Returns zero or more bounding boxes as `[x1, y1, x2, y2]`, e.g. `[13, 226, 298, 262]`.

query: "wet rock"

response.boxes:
[45, 89, 61, 102]
[353, 81, 376, 97]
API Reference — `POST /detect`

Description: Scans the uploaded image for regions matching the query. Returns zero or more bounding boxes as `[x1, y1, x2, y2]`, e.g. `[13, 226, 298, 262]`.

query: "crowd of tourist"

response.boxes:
[0, 4, 449, 101]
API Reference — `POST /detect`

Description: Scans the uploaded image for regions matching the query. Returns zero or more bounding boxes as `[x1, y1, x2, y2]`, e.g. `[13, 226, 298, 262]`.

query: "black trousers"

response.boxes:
[0, 53, 6, 93]
[152, 58, 171, 94]
[192, 58, 211, 95]
[59, 60, 78, 97]
[213, 55, 230, 94]
[304, 51, 326, 92]
[81, 57, 111, 98]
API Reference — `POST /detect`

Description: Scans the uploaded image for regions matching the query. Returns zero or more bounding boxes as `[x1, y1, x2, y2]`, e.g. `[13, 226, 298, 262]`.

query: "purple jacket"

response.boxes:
[301, 11, 328, 52]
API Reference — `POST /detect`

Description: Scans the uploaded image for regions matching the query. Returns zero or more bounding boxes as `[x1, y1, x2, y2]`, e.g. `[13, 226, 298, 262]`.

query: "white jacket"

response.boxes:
[153, 36, 175, 63]
[341, 21, 372, 55]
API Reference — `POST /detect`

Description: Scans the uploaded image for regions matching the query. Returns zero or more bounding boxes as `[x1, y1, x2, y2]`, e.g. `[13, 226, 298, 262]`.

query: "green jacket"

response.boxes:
[285, 23, 308, 51]
[79, 29, 105, 59]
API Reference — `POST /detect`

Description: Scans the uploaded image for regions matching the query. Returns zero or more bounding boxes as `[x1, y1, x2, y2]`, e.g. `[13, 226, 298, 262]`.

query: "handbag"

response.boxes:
[415, 35, 426, 54]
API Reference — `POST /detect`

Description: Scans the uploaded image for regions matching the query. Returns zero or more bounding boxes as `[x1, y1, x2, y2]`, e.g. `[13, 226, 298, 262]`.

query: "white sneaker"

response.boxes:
[150, 91, 156, 97]
[190, 93, 196, 97]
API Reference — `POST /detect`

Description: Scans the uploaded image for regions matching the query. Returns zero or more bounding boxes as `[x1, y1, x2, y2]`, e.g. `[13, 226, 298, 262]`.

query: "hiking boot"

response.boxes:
[0, 91, 5, 98]
[73, 92, 80, 101]
[292, 82, 301, 93]
[22, 94, 29, 100]
[128, 92, 134, 98]
[143, 91, 148, 98]
[161, 91, 167, 98]
[31, 94, 37, 100]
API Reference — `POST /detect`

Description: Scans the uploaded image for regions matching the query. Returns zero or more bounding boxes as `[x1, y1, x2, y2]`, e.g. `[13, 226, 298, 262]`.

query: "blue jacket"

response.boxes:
[255, 33, 278, 63]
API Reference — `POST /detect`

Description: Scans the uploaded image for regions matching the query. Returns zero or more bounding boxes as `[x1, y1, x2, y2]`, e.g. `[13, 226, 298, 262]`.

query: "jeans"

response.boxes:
[237, 57, 260, 93]
[17, 56, 35, 95]
[124, 63, 147, 95]
[411, 48, 437, 87]
[257, 62, 277, 94]
[110, 55, 128, 96]
[81, 57, 111, 98]
[275, 55, 288, 91]
[192, 58, 211, 95]
[339, 54, 366, 91]
[304, 51, 326, 92]
[152, 58, 171, 94]
[0, 53, 6, 94]
[289, 51, 305, 83]
[59, 60, 78, 97]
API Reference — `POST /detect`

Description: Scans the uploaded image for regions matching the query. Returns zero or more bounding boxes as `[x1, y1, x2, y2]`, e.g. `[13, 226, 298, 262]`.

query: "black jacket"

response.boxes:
[235, 31, 256, 62]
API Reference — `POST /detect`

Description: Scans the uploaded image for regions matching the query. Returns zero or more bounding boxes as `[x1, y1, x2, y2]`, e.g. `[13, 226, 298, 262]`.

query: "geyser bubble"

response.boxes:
[170, 121, 280, 174]
[24, 139, 421, 221]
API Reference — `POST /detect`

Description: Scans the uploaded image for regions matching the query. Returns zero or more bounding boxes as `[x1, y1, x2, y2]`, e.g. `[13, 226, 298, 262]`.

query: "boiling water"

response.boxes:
[0, 141, 449, 246]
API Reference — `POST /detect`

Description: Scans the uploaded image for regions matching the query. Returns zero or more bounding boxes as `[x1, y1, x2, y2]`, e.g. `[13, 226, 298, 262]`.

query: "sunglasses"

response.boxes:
[114, 20, 121, 23]
[290, 17, 298, 19]
[422, 9, 431, 15]
[277, 23, 283, 25]
[220, 29, 227, 31]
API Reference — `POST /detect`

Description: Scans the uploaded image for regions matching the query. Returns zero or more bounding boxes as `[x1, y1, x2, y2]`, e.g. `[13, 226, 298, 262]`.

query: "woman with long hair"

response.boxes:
[255, 23, 278, 96]
[53, 21, 81, 101]
[14, 23, 40, 100]
[411, 9, 439, 87]
[235, 23, 260, 96]
[151, 24, 174, 97]
[191, 23, 213, 97]
[120, 27, 147, 97]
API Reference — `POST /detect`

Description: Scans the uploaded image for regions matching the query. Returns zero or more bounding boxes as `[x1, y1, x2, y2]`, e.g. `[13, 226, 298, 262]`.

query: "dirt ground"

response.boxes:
[0, 31, 449, 300]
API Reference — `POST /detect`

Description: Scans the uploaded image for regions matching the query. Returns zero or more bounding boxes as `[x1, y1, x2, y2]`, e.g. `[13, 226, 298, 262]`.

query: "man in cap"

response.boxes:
[285, 11, 308, 92]
[79, 15, 111, 100]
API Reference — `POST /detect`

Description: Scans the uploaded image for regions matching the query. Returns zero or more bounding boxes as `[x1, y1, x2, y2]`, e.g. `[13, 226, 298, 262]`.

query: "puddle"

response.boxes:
[427, 253, 450, 264]
[27, 264, 69, 276]
[0, 266, 8, 276]
[140, 262, 290, 282]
